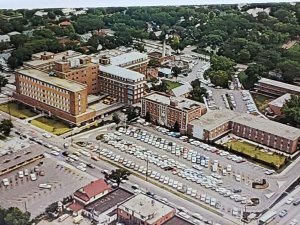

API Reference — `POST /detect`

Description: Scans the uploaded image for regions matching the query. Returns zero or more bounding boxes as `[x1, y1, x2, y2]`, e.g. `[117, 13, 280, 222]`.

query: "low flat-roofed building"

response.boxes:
[170, 83, 193, 97]
[187, 110, 239, 141]
[99, 65, 146, 105]
[142, 92, 207, 133]
[117, 194, 176, 225]
[82, 188, 133, 223]
[255, 78, 300, 97]
[14, 69, 96, 125]
[231, 113, 300, 153]
[0, 145, 45, 176]
[268, 93, 291, 116]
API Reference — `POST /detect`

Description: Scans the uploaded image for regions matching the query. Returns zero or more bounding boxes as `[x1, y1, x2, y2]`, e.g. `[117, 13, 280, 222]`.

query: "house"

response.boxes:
[170, 83, 192, 97]
[68, 179, 111, 212]
[34, 10, 48, 17]
[268, 93, 291, 117]
[79, 32, 93, 43]
[158, 67, 172, 78]
[59, 21, 72, 27]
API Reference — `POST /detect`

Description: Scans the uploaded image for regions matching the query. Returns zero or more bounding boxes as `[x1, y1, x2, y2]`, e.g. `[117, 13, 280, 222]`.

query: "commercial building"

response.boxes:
[187, 110, 238, 141]
[117, 194, 176, 225]
[231, 114, 300, 154]
[99, 65, 146, 105]
[141, 92, 207, 133]
[188, 110, 300, 153]
[14, 69, 96, 125]
[267, 93, 291, 116]
[255, 78, 300, 97]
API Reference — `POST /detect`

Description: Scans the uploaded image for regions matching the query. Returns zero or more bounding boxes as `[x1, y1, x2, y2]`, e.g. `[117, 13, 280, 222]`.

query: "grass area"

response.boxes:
[251, 93, 272, 112]
[225, 140, 287, 168]
[164, 80, 182, 90]
[30, 116, 71, 135]
[0, 102, 37, 119]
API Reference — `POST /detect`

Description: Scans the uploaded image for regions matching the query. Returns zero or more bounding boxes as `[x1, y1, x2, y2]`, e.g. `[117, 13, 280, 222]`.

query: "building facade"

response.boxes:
[99, 65, 146, 105]
[14, 69, 95, 125]
[255, 78, 300, 98]
[141, 92, 207, 133]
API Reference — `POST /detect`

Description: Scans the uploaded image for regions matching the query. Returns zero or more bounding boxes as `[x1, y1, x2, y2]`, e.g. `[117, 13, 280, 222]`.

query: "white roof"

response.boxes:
[171, 83, 192, 97]
[158, 68, 172, 75]
[110, 52, 148, 67]
[0, 35, 10, 42]
[7, 31, 21, 36]
[268, 93, 291, 107]
[259, 78, 300, 94]
[100, 65, 145, 82]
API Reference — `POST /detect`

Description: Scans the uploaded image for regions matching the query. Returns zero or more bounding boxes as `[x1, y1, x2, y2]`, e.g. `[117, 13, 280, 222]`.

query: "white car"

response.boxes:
[39, 183, 52, 189]
[178, 212, 190, 220]
[50, 151, 59, 156]
[30, 173, 37, 181]
[18, 171, 24, 178]
[286, 197, 294, 205]
[2, 178, 10, 186]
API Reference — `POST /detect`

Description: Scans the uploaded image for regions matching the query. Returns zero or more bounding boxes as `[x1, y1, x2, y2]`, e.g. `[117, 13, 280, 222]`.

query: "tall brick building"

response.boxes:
[14, 69, 96, 125]
[141, 92, 207, 133]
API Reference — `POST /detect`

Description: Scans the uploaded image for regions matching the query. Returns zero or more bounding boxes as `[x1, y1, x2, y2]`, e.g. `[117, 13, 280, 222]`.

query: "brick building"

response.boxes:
[141, 92, 207, 133]
[14, 69, 96, 125]
[255, 78, 300, 98]
[231, 114, 300, 154]
[99, 65, 146, 105]
[188, 110, 300, 154]
[117, 194, 176, 225]
[267, 93, 291, 117]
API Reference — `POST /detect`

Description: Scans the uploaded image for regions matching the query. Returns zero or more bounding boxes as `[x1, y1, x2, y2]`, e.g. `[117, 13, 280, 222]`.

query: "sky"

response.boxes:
[0, 0, 297, 9]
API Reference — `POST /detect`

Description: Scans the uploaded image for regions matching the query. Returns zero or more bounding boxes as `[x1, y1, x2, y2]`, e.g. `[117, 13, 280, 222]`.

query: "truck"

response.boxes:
[73, 215, 83, 224]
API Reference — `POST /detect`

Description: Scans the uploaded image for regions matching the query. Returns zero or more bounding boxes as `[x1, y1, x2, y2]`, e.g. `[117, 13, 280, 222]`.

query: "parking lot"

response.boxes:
[73, 125, 272, 219]
[0, 156, 93, 217]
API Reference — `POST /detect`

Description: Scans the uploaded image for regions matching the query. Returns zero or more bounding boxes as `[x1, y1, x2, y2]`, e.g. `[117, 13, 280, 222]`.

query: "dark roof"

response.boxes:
[162, 216, 194, 225]
[74, 179, 111, 202]
[84, 188, 133, 215]
[68, 201, 84, 212]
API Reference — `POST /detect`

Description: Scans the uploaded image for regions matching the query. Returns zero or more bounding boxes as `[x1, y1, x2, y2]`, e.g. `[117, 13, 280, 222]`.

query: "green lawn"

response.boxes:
[225, 140, 287, 168]
[0, 102, 37, 119]
[251, 93, 272, 112]
[164, 80, 182, 90]
[30, 116, 71, 135]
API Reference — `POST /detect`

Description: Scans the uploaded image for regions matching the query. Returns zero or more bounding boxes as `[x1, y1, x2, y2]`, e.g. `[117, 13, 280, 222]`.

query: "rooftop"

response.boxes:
[110, 52, 148, 67]
[84, 188, 133, 215]
[232, 113, 300, 140]
[144, 92, 205, 111]
[0, 144, 44, 172]
[100, 65, 145, 82]
[189, 110, 239, 131]
[18, 69, 87, 92]
[74, 179, 111, 202]
[268, 93, 291, 108]
[162, 216, 194, 225]
[119, 194, 175, 224]
[158, 67, 172, 74]
[171, 83, 192, 97]
[258, 78, 300, 93]
[26, 50, 82, 67]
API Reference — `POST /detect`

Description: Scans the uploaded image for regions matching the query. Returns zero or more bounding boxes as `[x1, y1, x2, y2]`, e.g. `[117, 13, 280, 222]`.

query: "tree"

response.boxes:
[148, 59, 161, 67]
[0, 119, 13, 136]
[208, 70, 230, 88]
[112, 113, 121, 124]
[0, 75, 8, 92]
[210, 54, 236, 72]
[145, 111, 151, 122]
[282, 95, 300, 128]
[172, 66, 181, 81]
[3, 207, 30, 225]
[127, 107, 138, 121]
[237, 49, 251, 63]
[106, 168, 130, 187]
[7, 56, 19, 70]
[10, 34, 27, 48]
[278, 60, 300, 83]
[173, 121, 180, 132]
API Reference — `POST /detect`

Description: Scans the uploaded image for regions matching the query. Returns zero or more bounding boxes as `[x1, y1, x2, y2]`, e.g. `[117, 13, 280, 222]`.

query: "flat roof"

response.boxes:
[189, 110, 239, 131]
[18, 69, 87, 92]
[110, 52, 148, 66]
[258, 78, 300, 93]
[162, 216, 194, 225]
[171, 83, 192, 97]
[26, 50, 82, 67]
[0, 144, 44, 172]
[232, 113, 300, 140]
[144, 92, 205, 111]
[84, 188, 133, 215]
[100, 65, 145, 82]
[268, 93, 291, 107]
[119, 194, 174, 224]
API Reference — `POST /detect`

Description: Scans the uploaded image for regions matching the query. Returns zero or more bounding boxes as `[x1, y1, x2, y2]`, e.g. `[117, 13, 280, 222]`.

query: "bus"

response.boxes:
[258, 211, 277, 225]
